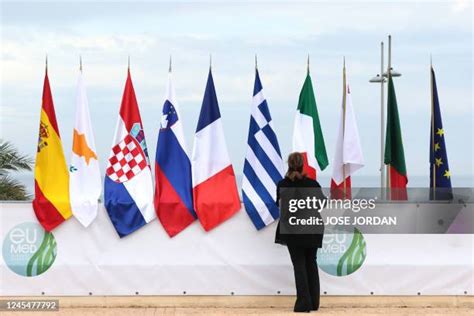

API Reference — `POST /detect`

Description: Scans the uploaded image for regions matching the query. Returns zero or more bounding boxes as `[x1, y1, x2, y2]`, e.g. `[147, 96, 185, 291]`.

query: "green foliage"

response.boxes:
[0, 140, 33, 200]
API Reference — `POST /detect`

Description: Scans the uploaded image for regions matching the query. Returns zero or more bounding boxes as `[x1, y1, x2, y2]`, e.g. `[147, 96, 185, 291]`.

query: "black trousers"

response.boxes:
[287, 246, 320, 312]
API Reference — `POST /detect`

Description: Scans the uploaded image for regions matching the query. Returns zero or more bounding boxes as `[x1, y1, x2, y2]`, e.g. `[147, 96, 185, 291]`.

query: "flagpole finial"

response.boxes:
[209, 54, 212, 71]
[45, 54, 48, 73]
[307, 54, 310, 74]
[430, 53, 433, 68]
[343, 56, 346, 68]
[255, 54, 258, 70]
[128, 55, 130, 71]
[79, 55, 83, 73]
[169, 55, 172, 73]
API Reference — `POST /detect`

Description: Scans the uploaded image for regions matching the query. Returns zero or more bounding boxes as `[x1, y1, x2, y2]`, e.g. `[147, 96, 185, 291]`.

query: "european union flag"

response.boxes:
[430, 66, 452, 200]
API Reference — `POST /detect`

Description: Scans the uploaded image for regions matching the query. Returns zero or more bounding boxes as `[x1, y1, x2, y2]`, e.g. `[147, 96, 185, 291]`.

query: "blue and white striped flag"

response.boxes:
[242, 68, 284, 230]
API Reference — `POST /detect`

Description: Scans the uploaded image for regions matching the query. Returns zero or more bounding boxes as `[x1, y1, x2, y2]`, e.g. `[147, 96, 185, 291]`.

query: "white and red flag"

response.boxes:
[191, 68, 240, 231]
[330, 64, 364, 199]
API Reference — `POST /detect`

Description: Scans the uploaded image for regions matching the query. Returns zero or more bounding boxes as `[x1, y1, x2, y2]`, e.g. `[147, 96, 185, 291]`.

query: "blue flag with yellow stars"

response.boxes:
[429, 66, 452, 200]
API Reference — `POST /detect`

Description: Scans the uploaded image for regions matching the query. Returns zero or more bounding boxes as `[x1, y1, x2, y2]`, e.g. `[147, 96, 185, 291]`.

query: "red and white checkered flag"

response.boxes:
[106, 134, 148, 183]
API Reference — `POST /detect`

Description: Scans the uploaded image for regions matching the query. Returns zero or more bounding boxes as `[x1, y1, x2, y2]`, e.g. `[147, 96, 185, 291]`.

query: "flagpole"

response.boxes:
[430, 55, 436, 199]
[169, 55, 172, 73]
[79, 55, 83, 73]
[380, 42, 385, 196]
[307, 54, 310, 75]
[342, 57, 347, 198]
[386, 35, 392, 193]
[45, 54, 48, 74]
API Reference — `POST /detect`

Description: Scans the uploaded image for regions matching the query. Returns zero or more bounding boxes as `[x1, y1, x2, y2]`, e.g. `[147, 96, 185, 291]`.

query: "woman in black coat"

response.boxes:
[275, 152, 326, 313]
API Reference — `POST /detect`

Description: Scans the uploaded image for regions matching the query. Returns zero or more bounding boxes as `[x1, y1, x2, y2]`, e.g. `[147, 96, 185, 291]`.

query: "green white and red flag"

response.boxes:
[292, 70, 328, 179]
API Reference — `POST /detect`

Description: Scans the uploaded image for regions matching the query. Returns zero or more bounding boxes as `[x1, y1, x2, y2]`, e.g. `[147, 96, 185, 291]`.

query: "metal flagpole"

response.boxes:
[380, 42, 385, 193]
[430, 55, 436, 199]
[307, 54, 310, 75]
[386, 35, 392, 191]
[342, 57, 347, 198]
[79, 55, 83, 73]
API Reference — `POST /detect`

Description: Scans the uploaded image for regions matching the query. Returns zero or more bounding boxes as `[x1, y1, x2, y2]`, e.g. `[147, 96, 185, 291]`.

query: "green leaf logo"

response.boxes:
[317, 228, 367, 277]
[2, 222, 57, 277]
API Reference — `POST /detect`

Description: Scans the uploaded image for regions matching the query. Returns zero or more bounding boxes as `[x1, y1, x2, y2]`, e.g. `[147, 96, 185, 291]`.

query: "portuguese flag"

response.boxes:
[32, 67, 72, 231]
[292, 71, 328, 180]
[384, 74, 408, 200]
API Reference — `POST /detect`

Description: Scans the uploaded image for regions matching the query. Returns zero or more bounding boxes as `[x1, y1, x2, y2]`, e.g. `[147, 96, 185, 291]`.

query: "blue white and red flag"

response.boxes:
[155, 71, 197, 237]
[104, 69, 155, 238]
[191, 69, 240, 231]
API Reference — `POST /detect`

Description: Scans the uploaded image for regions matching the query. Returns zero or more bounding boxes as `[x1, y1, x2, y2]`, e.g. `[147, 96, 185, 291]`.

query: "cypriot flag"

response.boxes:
[69, 63, 101, 227]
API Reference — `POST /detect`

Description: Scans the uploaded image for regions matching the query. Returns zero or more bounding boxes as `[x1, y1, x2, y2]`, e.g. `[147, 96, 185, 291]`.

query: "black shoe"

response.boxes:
[293, 309, 310, 313]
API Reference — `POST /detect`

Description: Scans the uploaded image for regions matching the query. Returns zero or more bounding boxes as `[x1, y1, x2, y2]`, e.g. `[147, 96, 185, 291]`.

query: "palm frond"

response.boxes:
[0, 175, 31, 200]
[0, 140, 34, 175]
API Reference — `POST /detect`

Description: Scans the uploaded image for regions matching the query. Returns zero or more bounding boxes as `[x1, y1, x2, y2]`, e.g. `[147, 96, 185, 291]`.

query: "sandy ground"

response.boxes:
[1, 307, 473, 316]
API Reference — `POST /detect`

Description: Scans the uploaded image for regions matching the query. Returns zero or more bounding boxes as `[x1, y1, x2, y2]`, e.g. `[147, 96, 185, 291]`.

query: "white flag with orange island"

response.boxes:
[69, 65, 101, 227]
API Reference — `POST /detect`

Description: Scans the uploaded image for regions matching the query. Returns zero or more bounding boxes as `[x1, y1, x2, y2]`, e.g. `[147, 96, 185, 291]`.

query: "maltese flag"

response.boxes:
[104, 69, 155, 238]
[330, 64, 364, 199]
[191, 68, 240, 231]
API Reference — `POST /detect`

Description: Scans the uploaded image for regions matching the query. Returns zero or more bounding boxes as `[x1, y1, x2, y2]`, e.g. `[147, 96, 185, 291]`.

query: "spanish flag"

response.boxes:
[33, 65, 72, 231]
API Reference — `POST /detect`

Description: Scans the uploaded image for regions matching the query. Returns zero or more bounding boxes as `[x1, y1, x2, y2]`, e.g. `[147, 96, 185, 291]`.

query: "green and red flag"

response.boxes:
[292, 71, 328, 180]
[384, 74, 408, 200]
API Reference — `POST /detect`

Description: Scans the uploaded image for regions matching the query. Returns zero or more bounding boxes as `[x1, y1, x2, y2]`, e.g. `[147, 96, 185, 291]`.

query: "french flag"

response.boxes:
[191, 68, 240, 231]
[104, 69, 156, 238]
[155, 70, 197, 237]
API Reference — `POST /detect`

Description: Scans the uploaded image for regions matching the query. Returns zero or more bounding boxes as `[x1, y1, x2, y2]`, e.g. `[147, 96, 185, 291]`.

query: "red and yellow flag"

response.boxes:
[32, 68, 72, 231]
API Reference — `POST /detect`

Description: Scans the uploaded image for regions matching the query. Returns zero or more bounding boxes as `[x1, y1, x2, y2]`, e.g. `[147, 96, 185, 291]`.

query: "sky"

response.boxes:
[1, 0, 473, 189]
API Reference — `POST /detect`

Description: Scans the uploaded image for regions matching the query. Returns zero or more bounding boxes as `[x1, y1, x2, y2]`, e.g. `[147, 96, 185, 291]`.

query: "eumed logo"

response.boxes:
[2, 222, 57, 277]
[317, 227, 366, 276]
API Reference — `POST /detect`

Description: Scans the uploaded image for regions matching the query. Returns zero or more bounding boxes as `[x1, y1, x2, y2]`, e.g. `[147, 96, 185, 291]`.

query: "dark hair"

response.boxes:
[285, 152, 306, 181]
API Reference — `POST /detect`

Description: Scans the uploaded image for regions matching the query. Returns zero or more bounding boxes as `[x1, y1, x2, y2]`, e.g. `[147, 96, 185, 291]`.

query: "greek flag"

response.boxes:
[242, 68, 284, 230]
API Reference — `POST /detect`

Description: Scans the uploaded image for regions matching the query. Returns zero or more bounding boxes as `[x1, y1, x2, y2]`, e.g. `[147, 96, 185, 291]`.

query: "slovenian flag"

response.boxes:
[155, 69, 197, 237]
[191, 68, 240, 231]
[292, 65, 328, 180]
[33, 64, 72, 231]
[330, 63, 364, 199]
[104, 68, 156, 237]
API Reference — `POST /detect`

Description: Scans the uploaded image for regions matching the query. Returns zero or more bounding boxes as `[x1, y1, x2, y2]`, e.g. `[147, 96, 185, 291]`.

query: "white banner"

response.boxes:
[1, 202, 472, 296]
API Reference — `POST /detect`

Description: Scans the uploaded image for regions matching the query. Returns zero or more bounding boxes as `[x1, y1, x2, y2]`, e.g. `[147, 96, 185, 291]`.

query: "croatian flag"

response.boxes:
[155, 71, 197, 237]
[104, 69, 156, 238]
[191, 69, 240, 231]
[242, 68, 284, 230]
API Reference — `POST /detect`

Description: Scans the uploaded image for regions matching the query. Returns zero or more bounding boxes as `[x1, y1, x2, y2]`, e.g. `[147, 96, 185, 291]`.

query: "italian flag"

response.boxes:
[384, 74, 408, 200]
[293, 71, 328, 179]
